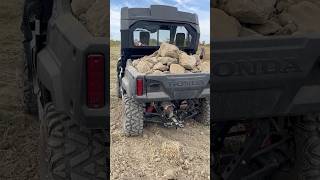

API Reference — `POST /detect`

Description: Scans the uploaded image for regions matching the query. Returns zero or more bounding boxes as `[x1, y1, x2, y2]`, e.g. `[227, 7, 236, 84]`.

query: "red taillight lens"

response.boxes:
[87, 54, 105, 108]
[136, 79, 143, 96]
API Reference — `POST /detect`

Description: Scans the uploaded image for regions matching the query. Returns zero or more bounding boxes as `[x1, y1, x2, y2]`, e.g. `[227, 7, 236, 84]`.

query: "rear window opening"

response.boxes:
[131, 22, 195, 48]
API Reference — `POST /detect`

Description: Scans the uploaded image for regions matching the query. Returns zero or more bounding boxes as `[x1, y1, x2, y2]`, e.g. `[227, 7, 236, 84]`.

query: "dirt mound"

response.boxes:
[213, 0, 320, 38]
[131, 43, 209, 74]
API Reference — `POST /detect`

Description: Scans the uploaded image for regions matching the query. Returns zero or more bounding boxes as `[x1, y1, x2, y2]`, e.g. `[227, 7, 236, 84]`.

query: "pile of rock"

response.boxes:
[131, 43, 210, 74]
[212, 0, 320, 38]
[71, 0, 108, 37]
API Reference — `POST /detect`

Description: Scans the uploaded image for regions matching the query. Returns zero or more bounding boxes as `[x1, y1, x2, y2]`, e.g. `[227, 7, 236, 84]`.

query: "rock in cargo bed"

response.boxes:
[212, 34, 320, 121]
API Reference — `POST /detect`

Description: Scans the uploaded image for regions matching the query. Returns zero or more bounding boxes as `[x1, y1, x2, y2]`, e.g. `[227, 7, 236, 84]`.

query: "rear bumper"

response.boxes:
[134, 88, 210, 103]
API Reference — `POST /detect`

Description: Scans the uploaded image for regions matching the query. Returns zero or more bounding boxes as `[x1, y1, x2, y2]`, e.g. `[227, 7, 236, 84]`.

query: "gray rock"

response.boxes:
[132, 59, 140, 67]
[276, 0, 293, 12]
[287, 1, 320, 33]
[250, 20, 282, 35]
[152, 70, 163, 75]
[71, 0, 95, 16]
[152, 62, 168, 71]
[212, 8, 241, 38]
[179, 52, 197, 70]
[222, 0, 277, 24]
[159, 43, 180, 59]
[146, 57, 159, 65]
[170, 64, 185, 74]
[157, 57, 178, 66]
[136, 60, 153, 73]
[198, 62, 210, 73]
[82, 0, 108, 37]
[278, 12, 295, 26]
[276, 23, 298, 35]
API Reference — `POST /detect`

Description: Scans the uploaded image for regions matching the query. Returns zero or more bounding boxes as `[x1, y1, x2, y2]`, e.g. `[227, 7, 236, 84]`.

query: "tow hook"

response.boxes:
[161, 102, 184, 128]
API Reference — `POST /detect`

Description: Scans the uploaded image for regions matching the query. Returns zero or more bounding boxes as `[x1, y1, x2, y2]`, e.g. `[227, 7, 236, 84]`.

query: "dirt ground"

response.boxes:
[0, 0, 210, 179]
[110, 43, 210, 180]
[0, 0, 39, 180]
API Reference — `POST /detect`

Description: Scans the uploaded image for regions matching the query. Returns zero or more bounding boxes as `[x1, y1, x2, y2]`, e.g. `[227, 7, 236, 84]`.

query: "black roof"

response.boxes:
[121, 5, 199, 30]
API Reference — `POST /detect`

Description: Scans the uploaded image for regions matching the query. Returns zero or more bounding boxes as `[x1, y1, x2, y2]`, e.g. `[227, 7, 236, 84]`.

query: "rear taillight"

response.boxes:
[136, 79, 143, 96]
[87, 54, 105, 108]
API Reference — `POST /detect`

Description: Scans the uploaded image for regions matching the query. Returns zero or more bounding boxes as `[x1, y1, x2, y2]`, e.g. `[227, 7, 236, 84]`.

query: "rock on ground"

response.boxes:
[160, 141, 184, 160]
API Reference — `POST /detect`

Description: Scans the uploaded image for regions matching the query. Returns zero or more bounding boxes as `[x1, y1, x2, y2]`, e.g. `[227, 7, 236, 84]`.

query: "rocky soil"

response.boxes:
[212, 0, 320, 38]
[131, 43, 210, 74]
[110, 43, 210, 180]
[0, 0, 39, 179]
[0, 1, 108, 179]
[0, 1, 209, 180]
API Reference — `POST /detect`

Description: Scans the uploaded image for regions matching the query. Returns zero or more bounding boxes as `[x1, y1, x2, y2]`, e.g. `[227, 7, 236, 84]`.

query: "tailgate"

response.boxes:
[142, 73, 210, 101]
[213, 35, 320, 121]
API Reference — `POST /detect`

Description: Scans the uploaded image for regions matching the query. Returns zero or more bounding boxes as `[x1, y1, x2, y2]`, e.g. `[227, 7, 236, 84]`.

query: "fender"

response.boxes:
[36, 0, 109, 128]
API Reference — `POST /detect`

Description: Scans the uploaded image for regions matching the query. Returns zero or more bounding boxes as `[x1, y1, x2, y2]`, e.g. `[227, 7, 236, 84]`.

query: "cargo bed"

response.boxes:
[121, 63, 210, 103]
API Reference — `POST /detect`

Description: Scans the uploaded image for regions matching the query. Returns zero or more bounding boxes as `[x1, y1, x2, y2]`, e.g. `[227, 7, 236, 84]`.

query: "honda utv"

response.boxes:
[21, 0, 108, 179]
[117, 5, 210, 136]
[213, 34, 320, 180]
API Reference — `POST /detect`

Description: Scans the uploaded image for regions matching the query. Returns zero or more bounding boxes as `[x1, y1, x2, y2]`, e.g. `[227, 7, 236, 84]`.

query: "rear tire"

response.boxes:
[122, 94, 144, 136]
[18, 56, 38, 115]
[116, 60, 122, 98]
[195, 98, 210, 125]
[293, 114, 320, 180]
[116, 77, 121, 98]
[20, 0, 38, 115]
[40, 103, 107, 179]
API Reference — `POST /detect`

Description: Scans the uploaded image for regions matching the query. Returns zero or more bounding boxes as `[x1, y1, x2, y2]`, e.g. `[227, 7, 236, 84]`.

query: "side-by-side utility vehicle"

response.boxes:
[117, 5, 210, 136]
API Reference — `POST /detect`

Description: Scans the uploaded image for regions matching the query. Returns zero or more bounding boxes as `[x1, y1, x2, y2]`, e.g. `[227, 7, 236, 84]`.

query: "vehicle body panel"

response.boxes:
[213, 34, 320, 121]
[37, 1, 109, 128]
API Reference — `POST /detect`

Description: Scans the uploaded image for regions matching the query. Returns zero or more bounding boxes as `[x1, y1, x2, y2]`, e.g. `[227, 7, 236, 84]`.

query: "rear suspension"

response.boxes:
[144, 99, 201, 128]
